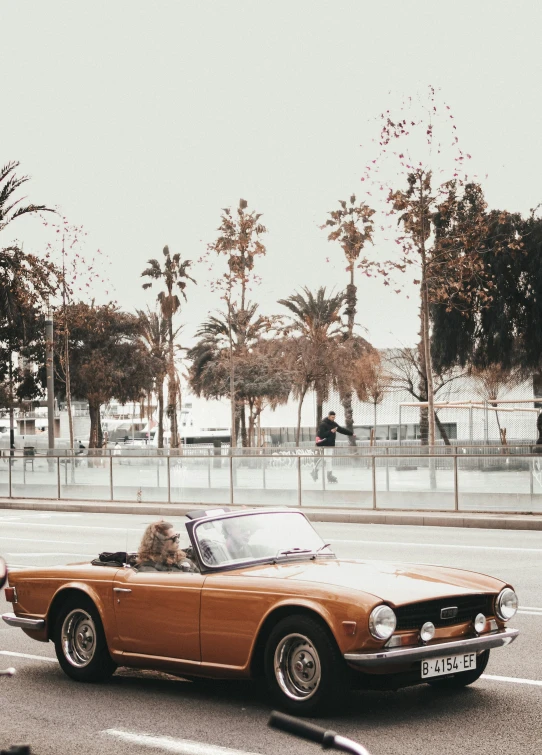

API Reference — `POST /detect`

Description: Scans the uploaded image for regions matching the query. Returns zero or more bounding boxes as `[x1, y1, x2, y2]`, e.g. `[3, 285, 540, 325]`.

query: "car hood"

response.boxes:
[238, 558, 505, 605]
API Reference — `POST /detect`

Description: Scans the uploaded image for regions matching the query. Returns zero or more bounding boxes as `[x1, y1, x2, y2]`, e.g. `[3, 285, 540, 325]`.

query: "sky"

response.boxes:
[2, 0, 542, 351]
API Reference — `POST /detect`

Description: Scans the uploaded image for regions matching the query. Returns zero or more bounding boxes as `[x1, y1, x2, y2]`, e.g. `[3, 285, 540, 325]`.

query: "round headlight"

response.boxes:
[369, 605, 397, 640]
[420, 621, 435, 642]
[474, 613, 486, 633]
[496, 588, 518, 621]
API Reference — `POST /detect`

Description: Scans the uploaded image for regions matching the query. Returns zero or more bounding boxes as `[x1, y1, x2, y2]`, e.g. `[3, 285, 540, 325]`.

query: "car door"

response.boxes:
[112, 568, 204, 661]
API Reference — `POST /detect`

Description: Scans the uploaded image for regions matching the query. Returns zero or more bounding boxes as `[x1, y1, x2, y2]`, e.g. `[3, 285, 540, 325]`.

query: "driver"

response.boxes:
[221, 517, 254, 560]
[136, 520, 197, 572]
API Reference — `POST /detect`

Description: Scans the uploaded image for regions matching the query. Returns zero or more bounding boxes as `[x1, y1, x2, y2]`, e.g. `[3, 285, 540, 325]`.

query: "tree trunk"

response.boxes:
[316, 386, 324, 430]
[296, 385, 308, 445]
[88, 401, 102, 449]
[64, 321, 74, 450]
[419, 210, 435, 446]
[341, 392, 357, 446]
[248, 405, 255, 448]
[417, 321, 429, 445]
[228, 302, 236, 449]
[167, 318, 178, 448]
[157, 377, 165, 448]
[434, 412, 451, 445]
[240, 402, 248, 447]
[8, 354, 15, 450]
[341, 270, 357, 446]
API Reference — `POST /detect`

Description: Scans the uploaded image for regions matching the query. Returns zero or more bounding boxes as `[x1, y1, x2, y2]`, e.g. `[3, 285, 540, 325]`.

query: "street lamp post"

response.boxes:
[45, 309, 55, 450]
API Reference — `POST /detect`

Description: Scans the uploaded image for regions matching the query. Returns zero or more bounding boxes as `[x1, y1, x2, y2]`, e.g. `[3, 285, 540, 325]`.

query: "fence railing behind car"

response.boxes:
[1, 447, 541, 513]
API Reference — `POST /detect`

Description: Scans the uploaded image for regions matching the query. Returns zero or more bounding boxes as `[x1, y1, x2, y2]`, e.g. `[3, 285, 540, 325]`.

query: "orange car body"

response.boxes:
[4, 536, 515, 681]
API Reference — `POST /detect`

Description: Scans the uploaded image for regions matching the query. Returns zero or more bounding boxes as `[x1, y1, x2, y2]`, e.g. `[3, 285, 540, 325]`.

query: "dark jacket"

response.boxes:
[537, 411, 542, 444]
[316, 417, 353, 447]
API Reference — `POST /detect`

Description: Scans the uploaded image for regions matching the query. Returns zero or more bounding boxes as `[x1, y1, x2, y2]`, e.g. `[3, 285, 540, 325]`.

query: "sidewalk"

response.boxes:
[2, 497, 542, 530]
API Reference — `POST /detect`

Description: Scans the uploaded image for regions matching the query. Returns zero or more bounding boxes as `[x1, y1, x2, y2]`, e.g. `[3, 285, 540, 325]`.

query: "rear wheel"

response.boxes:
[427, 650, 489, 689]
[264, 614, 349, 716]
[54, 596, 116, 682]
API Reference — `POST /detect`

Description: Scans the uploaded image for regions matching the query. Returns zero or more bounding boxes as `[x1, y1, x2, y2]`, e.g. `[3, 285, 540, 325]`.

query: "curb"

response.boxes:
[1, 497, 542, 530]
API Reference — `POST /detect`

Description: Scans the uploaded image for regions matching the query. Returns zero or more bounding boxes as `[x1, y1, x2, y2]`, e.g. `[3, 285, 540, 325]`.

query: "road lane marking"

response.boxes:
[103, 730, 262, 755]
[0, 651, 57, 663]
[0, 522, 143, 532]
[0, 537, 94, 544]
[518, 606, 542, 611]
[482, 674, 542, 687]
[330, 538, 542, 552]
[517, 610, 542, 616]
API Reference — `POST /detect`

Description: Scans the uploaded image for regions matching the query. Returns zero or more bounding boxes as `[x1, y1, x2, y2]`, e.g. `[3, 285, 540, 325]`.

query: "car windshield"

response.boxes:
[194, 511, 332, 567]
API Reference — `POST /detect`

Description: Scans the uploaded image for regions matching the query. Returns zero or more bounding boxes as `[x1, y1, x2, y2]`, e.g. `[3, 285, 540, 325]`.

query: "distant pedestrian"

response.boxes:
[311, 411, 355, 484]
[536, 411, 542, 446]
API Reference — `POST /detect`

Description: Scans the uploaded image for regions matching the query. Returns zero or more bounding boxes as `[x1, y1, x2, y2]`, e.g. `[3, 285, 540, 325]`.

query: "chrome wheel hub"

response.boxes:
[61, 609, 96, 668]
[274, 633, 322, 700]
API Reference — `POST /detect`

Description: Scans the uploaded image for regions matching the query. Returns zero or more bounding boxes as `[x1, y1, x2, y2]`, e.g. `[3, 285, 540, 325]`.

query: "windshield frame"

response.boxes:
[186, 509, 334, 573]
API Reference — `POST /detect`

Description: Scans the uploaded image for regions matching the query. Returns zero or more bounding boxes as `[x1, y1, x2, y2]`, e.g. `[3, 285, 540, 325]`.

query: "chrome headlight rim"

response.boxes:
[495, 587, 518, 621]
[369, 604, 397, 641]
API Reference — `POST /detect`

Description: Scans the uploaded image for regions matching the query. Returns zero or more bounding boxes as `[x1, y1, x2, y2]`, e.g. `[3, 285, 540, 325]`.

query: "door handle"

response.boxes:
[113, 587, 132, 593]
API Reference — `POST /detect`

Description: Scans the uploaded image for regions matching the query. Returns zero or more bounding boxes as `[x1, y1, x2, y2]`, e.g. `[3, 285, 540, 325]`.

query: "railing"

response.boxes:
[1, 447, 542, 513]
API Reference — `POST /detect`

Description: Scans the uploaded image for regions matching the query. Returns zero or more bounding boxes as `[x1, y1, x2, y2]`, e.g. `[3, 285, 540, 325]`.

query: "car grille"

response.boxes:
[395, 594, 496, 631]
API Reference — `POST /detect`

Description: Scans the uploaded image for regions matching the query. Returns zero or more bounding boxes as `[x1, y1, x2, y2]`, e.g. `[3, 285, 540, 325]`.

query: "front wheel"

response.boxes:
[54, 596, 116, 682]
[427, 650, 490, 690]
[264, 614, 349, 716]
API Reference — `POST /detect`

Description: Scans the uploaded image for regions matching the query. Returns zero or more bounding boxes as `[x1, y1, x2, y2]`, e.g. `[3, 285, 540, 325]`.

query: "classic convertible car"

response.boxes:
[2, 508, 519, 715]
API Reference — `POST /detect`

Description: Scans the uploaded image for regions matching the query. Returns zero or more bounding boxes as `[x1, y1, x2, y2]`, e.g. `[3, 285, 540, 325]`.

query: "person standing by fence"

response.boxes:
[311, 411, 355, 483]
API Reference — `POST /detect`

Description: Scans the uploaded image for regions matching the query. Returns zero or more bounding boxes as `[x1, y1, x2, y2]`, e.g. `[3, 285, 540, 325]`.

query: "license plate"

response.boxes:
[421, 653, 476, 678]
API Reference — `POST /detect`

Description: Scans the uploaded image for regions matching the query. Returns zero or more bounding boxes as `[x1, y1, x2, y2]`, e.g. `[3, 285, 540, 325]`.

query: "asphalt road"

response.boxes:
[1, 509, 541, 755]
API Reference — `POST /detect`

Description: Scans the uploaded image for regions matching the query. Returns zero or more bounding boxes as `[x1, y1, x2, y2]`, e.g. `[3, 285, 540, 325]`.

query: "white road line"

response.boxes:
[517, 610, 542, 616]
[103, 730, 261, 755]
[482, 674, 542, 687]
[518, 606, 542, 611]
[330, 538, 542, 553]
[0, 522, 142, 532]
[0, 537, 94, 544]
[0, 651, 57, 664]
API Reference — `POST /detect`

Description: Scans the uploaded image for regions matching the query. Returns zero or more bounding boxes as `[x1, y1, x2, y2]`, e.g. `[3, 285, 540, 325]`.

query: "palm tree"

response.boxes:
[278, 287, 345, 428]
[1, 161, 55, 323]
[137, 308, 171, 448]
[187, 303, 271, 446]
[141, 246, 195, 448]
[0, 161, 53, 233]
[322, 195, 374, 442]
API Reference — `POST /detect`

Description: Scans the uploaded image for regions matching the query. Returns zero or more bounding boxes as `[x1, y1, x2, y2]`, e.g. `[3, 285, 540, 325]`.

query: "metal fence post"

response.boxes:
[167, 455, 171, 503]
[229, 454, 234, 506]
[57, 456, 61, 499]
[453, 454, 459, 511]
[207, 452, 211, 489]
[372, 454, 377, 509]
[109, 455, 114, 501]
[385, 446, 390, 492]
[297, 455, 302, 507]
[8, 451, 12, 498]
[530, 457, 534, 497]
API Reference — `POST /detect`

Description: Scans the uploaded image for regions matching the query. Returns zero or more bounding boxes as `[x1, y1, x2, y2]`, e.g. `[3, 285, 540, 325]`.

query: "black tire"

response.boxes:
[54, 595, 116, 683]
[264, 614, 349, 716]
[427, 650, 490, 690]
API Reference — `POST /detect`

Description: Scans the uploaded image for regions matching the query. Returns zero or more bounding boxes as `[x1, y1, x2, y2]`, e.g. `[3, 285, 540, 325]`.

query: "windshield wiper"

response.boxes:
[275, 547, 314, 559]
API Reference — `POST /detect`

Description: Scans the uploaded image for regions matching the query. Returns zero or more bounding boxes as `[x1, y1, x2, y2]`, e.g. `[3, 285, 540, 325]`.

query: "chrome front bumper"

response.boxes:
[344, 628, 519, 669]
[2, 612, 46, 630]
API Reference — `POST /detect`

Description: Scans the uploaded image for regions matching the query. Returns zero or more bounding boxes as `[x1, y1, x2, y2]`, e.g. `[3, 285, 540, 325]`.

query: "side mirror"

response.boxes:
[0, 557, 7, 589]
